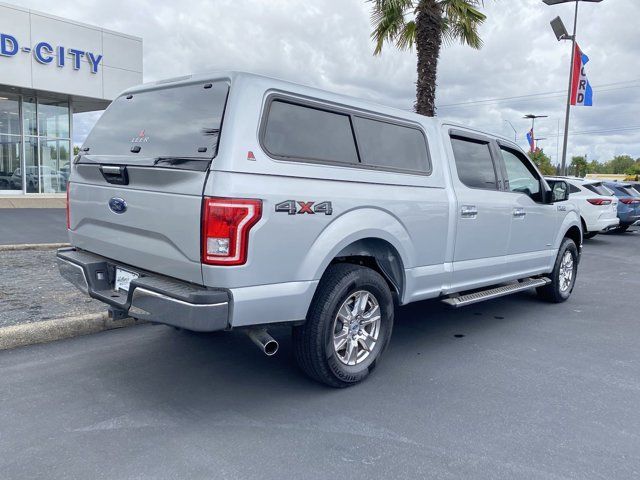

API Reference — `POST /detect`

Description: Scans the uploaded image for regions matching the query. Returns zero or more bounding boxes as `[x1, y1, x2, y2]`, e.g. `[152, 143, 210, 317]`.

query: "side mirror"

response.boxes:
[545, 180, 569, 203]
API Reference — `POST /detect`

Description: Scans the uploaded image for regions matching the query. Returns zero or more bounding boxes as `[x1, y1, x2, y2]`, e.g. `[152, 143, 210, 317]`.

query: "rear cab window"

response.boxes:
[261, 97, 430, 174]
[450, 136, 498, 190]
[81, 81, 229, 170]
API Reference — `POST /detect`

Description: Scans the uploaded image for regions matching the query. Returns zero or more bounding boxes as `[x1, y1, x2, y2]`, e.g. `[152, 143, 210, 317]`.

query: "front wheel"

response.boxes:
[537, 238, 579, 303]
[293, 263, 394, 388]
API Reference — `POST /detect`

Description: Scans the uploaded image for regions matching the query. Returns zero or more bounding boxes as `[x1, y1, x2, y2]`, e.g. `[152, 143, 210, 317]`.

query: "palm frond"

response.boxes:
[368, 0, 417, 55]
[438, 0, 487, 49]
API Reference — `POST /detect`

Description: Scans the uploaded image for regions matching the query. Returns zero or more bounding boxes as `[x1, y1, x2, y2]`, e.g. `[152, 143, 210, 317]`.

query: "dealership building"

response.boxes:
[0, 2, 142, 195]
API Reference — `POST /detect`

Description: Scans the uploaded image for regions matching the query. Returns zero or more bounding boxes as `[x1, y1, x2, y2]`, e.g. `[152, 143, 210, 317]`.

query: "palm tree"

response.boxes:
[369, 0, 487, 116]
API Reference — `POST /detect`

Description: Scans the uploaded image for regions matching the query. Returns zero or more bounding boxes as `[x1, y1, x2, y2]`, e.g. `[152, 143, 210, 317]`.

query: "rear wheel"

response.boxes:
[537, 237, 578, 303]
[293, 263, 394, 388]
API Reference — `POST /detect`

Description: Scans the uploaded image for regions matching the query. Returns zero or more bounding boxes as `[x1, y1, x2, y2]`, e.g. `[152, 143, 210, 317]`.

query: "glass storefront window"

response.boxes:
[0, 94, 21, 136]
[39, 139, 69, 193]
[38, 98, 70, 139]
[0, 135, 21, 191]
[24, 136, 39, 193]
[23, 97, 37, 136]
[0, 93, 72, 194]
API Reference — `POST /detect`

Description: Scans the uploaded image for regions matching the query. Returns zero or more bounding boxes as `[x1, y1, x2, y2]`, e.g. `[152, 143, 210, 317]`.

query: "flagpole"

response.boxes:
[560, 0, 579, 175]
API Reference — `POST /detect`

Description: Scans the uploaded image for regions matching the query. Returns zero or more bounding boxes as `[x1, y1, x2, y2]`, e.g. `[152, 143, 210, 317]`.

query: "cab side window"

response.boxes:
[450, 137, 498, 190]
[500, 147, 542, 202]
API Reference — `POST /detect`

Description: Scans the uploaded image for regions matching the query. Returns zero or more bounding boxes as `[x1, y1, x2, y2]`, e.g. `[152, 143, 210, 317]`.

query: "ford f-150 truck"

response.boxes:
[57, 72, 581, 387]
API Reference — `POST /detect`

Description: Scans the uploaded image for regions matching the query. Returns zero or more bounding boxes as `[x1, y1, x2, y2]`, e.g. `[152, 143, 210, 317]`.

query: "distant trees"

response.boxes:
[566, 154, 640, 177]
[568, 155, 588, 177]
[528, 149, 556, 176]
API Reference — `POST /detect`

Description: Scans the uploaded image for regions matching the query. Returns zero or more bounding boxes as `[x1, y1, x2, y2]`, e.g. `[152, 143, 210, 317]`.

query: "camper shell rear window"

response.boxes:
[81, 81, 229, 167]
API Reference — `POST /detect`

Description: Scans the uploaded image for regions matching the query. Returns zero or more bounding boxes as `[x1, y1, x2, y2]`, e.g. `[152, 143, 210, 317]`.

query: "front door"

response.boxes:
[497, 144, 559, 276]
[449, 132, 512, 292]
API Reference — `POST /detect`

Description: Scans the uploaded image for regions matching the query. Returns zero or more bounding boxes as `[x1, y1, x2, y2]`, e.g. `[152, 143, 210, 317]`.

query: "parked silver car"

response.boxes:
[57, 72, 581, 387]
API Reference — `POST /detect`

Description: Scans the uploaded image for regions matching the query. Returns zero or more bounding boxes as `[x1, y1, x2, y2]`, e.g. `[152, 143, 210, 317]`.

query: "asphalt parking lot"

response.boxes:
[0, 209, 67, 245]
[1, 231, 639, 479]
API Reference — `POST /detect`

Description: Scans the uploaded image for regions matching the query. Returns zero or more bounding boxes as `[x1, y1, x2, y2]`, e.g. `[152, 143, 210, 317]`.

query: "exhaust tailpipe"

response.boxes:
[246, 329, 279, 356]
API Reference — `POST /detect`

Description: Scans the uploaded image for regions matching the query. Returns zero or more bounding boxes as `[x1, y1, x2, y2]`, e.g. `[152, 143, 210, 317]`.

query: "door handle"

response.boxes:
[460, 205, 478, 218]
[513, 208, 526, 218]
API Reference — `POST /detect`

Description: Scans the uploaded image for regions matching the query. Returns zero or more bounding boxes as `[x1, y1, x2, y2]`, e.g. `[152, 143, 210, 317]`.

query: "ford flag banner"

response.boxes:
[570, 43, 593, 107]
[526, 129, 535, 152]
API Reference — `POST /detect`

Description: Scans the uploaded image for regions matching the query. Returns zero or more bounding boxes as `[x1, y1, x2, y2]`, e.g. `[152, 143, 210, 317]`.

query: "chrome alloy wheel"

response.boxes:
[559, 250, 575, 293]
[332, 290, 381, 366]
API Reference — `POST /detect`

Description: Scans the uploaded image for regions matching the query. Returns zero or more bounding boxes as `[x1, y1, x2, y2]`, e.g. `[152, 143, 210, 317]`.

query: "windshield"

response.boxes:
[82, 81, 229, 160]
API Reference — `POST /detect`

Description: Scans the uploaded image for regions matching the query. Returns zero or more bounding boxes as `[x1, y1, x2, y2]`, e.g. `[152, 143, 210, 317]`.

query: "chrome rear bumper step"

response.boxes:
[442, 277, 551, 308]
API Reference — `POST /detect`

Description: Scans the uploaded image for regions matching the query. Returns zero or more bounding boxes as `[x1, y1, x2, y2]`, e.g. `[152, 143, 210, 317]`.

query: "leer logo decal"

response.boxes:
[275, 200, 333, 215]
[131, 129, 150, 143]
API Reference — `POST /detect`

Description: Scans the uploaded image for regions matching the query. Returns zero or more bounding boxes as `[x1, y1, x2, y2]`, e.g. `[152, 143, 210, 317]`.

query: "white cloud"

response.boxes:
[16, 0, 640, 163]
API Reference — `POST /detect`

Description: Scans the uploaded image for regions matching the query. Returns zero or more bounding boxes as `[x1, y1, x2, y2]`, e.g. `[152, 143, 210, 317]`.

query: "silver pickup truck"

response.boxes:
[57, 71, 581, 387]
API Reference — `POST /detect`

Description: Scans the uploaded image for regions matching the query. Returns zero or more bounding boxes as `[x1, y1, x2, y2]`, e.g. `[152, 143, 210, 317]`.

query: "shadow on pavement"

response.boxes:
[93, 290, 546, 409]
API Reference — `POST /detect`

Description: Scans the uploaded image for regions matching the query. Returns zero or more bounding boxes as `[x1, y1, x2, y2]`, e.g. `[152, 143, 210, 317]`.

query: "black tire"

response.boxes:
[583, 231, 598, 239]
[537, 237, 579, 303]
[293, 263, 394, 388]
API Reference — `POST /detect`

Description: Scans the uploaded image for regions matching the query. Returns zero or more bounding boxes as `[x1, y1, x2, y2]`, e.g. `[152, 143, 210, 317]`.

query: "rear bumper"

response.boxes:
[619, 215, 640, 227]
[586, 216, 619, 233]
[56, 248, 230, 332]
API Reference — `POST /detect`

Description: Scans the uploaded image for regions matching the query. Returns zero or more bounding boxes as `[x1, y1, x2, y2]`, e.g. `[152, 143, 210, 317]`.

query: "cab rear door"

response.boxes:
[447, 130, 512, 292]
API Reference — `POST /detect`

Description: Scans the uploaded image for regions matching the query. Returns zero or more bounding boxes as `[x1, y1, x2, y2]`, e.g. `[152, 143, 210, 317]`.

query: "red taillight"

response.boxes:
[201, 197, 262, 266]
[66, 182, 71, 230]
[586, 198, 611, 206]
[620, 198, 640, 205]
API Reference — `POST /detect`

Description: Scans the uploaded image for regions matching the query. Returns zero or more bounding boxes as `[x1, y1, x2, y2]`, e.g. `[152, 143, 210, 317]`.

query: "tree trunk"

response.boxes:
[415, 0, 443, 116]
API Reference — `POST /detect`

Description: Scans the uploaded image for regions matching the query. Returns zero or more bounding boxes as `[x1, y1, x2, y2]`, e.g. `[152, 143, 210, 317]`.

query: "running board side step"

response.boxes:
[442, 277, 551, 308]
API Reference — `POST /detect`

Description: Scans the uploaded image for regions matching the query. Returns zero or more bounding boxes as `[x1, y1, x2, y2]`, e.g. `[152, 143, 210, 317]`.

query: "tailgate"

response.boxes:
[69, 165, 206, 284]
[67, 79, 230, 285]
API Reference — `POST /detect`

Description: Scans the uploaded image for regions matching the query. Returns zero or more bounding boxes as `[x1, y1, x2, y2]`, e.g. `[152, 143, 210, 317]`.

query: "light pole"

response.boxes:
[504, 119, 517, 142]
[524, 114, 548, 132]
[543, 0, 603, 175]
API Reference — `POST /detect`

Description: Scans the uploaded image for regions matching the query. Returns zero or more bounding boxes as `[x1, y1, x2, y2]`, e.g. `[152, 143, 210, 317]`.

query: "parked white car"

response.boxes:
[546, 176, 619, 239]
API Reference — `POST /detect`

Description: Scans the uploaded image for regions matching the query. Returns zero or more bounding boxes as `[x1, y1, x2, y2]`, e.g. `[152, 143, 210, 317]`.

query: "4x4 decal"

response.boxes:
[275, 200, 333, 215]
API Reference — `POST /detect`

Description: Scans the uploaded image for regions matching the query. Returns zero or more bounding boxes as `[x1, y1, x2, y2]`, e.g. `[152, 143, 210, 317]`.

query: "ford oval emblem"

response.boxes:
[108, 197, 127, 214]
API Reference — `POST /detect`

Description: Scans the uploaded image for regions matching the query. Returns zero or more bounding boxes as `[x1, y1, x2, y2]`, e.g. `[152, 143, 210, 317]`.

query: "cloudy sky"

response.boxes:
[17, 0, 640, 165]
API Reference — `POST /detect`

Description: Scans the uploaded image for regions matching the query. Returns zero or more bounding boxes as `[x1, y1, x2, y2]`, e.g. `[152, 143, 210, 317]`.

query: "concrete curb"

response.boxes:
[0, 195, 66, 209]
[0, 243, 70, 252]
[0, 313, 143, 351]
